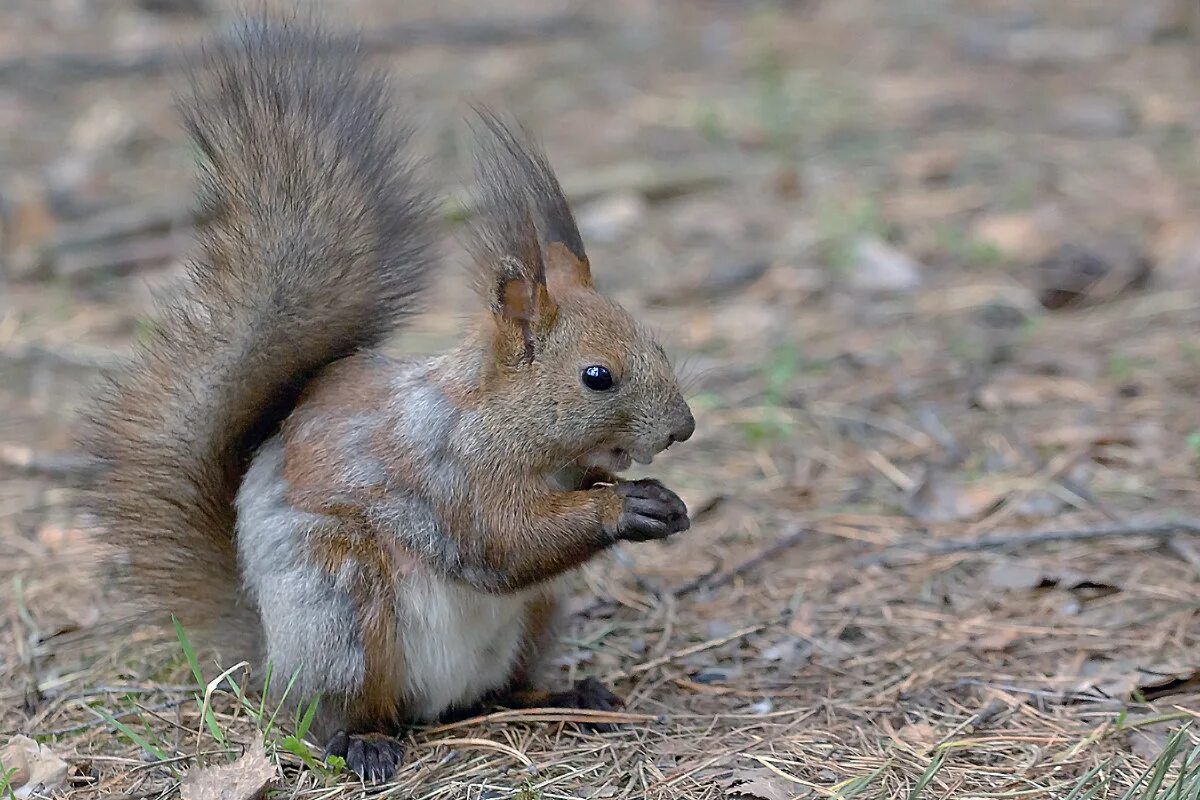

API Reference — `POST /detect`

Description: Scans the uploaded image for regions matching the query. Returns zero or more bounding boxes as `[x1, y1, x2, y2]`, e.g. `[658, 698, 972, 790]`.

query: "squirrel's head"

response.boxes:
[467, 111, 694, 473]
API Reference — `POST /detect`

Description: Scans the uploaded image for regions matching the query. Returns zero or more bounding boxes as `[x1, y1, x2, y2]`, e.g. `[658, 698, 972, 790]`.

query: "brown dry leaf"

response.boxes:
[180, 735, 275, 800]
[897, 146, 961, 184]
[1075, 660, 1200, 700]
[1030, 425, 1134, 449]
[726, 770, 801, 800]
[787, 604, 816, 637]
[905, 466, 1005, 523]
[971, 628, 1022, 653]
[1, 735, 68, 800]
[894, 721, 938, 748]
[1035, 241, 1151, 310]
[984, 561, 1121, 595]
[974, 374, 1100, 410]
[971, 212, 1051, 261]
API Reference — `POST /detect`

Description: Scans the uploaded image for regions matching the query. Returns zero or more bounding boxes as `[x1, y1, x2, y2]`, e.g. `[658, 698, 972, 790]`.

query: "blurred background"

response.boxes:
[2, 1, 1200, 798]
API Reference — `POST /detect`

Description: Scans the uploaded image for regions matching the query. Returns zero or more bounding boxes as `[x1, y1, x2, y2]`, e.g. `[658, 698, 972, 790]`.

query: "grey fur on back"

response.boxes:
[80, 17, 438, 641]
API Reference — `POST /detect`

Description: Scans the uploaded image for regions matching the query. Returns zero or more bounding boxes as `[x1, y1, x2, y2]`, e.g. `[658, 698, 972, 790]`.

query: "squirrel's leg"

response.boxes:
[238, 445, 405, 783]
[495, 590, 626, 732]
[246, 552, 406, 782]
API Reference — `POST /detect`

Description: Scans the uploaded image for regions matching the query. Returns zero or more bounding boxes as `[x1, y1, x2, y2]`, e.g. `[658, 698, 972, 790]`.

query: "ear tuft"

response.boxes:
[468, 107, 591, 284]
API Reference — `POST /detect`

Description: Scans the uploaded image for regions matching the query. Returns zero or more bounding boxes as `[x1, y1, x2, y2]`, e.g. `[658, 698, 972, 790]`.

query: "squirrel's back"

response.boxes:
[81, 19, 438, 638]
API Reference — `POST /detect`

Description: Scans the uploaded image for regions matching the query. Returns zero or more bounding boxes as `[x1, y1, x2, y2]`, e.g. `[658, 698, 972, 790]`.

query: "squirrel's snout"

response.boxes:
[667, 404, 696, 447]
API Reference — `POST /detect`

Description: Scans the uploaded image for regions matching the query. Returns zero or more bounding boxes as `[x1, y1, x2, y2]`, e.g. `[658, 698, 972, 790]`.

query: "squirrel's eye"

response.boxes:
[581, 365, 614, 391]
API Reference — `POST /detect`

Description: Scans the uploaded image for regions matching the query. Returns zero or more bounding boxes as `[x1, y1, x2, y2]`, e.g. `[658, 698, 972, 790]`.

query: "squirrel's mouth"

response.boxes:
[610, 448, 636, 471]
[580, 447, 636, 474]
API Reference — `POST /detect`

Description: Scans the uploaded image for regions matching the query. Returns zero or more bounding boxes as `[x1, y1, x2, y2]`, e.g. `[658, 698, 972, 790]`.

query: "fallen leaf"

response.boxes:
[1, 736, 68, 800]
[971, 213, 1051, 261]
[971, 628, 1021, 653]
[181, 735, 275, 800]
[787, 605, 816, 637]
[894, 721, 938, 747]
[984, 561, 1121, 596]
[726, 770, 800, 800]
[1073, 660, 1200, 701]
[897, 146, 960, 184]
[984, 562, 1048, 590]
[905, 466, 1005, 523]
[974, 374, 1100, 410]
[1035, 241, 1151, 310]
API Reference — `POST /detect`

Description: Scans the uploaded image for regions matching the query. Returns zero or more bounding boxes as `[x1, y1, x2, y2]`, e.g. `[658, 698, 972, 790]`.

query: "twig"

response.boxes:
[0, 443, 97, 482]
[856, 519, 1200, 568]
[53, 231, 190, 281]
[419, 707, 656, 737]
[413, 737, 534, 769]
[36, 698, 190, 738]
[0, 13, 593, 83]
[0, 342, 123, 371]
[672, 526, 813, 599]
[602, 612, 789, 683]
[577, 526, 813, 618]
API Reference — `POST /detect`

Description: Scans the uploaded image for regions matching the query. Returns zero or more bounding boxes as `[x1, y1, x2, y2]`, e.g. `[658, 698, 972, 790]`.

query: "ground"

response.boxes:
[2, 1, 1200, 798]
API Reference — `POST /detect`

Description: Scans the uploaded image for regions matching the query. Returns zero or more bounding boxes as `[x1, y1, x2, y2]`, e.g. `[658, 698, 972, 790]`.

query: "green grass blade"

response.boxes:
[1064, 760, 1113, 800]
[264, 668, 302, 738]
[833, 764, 888, 799]
[278, 735, 325, 775]
[295, 694, 321, 740]
[907, 752, 946, 800]
[258, 662, 275, 725]
[1, 764, 19, 800]
[173, 616, 205, 688]
[171, 615, 227, 744]
[1138, 725, 1190, 800]
[1165, 741, 1200, 800]
[90, 706, 170, 763]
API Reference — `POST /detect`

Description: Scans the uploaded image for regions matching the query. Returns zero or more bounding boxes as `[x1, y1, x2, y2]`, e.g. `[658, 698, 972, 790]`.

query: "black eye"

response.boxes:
[581, 365, 614, 391]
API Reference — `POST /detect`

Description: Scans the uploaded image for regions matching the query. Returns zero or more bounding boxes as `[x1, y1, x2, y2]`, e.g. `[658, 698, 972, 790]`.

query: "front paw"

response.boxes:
[325, 731, 403, 783]
[614, 479, 690, 542]
[548, 677, 626, 732]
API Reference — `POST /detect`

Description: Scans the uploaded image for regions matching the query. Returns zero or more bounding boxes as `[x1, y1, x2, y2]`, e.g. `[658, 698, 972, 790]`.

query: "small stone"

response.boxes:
[1054, 96, 1136, 138]
[848, 237, 922, 293]
[576, 191, 647, 244]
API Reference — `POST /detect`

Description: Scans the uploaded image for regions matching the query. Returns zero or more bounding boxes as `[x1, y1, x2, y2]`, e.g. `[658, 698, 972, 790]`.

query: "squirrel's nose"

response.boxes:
[667, 405, 695, 447]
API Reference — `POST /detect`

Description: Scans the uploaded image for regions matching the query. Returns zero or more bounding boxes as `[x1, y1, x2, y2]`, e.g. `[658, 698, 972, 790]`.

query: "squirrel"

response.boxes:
[81, 18, 694, 783]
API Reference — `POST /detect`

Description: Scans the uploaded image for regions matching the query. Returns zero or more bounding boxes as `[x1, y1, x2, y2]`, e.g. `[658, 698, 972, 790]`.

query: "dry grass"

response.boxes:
[3, 0, 1200, 797]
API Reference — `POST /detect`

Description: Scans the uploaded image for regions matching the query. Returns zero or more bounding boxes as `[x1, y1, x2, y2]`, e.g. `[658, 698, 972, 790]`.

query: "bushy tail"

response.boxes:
[81, 19, 438, 640]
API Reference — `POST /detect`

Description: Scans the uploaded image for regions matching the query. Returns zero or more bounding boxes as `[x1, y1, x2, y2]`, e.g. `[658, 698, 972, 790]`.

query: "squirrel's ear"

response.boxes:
[489, 256, 558, 365]
[470, 108, 594, 292]
[545, 241, 593, 292]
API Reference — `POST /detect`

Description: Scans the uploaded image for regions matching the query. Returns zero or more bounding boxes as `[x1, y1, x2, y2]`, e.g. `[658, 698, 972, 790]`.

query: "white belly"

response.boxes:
[397, 571, 548, 719]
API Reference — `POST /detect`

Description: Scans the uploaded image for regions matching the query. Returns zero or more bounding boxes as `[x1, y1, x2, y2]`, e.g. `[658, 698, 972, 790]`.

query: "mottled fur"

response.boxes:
[82, 17, 694, 782]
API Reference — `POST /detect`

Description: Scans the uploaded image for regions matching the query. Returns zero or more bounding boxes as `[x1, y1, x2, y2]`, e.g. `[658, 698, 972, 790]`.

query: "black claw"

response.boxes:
[324, 730, 350, 760]
[548, 677, 627, 733]
[325, 731, 403, 782]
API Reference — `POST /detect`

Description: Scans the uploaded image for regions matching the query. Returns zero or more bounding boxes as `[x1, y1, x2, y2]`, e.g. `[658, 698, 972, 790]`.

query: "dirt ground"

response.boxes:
[3, 1, 1200, 798]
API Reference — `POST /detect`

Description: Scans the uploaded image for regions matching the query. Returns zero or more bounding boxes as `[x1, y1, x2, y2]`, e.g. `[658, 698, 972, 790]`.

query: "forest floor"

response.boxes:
[2, 1, 1200, 798]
